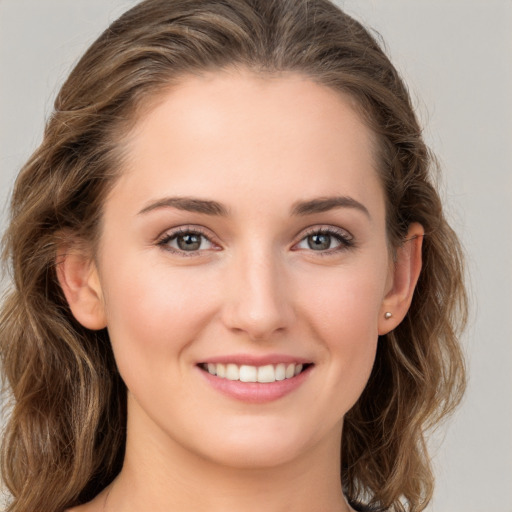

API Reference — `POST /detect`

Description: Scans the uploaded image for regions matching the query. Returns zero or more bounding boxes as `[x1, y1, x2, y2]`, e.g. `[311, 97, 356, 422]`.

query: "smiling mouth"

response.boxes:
[199, 362, 312, 384]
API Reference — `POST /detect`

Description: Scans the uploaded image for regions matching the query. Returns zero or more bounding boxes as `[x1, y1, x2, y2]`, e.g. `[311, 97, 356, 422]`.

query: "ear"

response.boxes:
[378, 222, 424, 335]
[56, 246, 107, 330]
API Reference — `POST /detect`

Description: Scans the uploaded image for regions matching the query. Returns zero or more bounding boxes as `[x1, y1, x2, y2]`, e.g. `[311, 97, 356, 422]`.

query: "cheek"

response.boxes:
[296, 261, 386, 404]
[99, 259, 217, 378]
[299, 260, 386, 339]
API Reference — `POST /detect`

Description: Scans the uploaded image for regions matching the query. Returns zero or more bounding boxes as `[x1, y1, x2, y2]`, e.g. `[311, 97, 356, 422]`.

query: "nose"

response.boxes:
[220, 246, 294, 341]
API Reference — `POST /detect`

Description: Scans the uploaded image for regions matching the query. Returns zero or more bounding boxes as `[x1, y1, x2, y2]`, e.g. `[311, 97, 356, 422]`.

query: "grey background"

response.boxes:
[1, 1, 511, 511]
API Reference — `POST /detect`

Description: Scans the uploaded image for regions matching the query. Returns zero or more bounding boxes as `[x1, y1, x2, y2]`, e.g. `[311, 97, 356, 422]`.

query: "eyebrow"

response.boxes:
[138, 196, 229, 216]
[138, 195, 370, 219]
[291, 196, 370, 218]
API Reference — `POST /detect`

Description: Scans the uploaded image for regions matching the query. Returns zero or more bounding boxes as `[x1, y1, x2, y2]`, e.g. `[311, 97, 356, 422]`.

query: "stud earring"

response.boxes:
[384, 312, 392, 319]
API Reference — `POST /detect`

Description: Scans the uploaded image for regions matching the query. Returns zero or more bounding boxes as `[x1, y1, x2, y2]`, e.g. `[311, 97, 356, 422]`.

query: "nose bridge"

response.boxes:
[222, 240, 293, 339]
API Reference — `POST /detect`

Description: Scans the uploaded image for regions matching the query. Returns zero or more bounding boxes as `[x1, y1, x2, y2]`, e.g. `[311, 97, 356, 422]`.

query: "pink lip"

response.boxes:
[197, 363, 313, 404]
[199, 353, 311, 366]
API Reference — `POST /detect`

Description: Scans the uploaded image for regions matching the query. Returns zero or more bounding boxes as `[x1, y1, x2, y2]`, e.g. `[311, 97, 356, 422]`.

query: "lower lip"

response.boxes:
[198, 365, 313, 404]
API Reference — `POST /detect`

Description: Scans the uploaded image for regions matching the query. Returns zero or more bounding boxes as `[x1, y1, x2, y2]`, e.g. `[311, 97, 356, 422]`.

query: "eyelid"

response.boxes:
[154, 224, 355, 256]
[292, 225, 355, 252]
[156, 225, 221, 254]
[299, 225, 353, 240]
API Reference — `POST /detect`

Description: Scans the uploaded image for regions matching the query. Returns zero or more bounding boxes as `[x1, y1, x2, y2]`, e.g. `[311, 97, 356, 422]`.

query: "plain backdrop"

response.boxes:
[1, 1, 511, 511]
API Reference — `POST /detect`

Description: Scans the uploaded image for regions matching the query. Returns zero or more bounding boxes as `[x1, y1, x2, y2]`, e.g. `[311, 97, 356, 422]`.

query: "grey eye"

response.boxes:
[160, 231, 215, 253]
[306, 233, 333, 250]
[176, 233, 203, 251]
[294, 228, 352, 253]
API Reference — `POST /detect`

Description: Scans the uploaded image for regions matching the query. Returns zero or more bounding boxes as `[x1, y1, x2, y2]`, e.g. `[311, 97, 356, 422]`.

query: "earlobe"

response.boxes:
[378, 223, 424, 335]
[56, 247, 107, 330]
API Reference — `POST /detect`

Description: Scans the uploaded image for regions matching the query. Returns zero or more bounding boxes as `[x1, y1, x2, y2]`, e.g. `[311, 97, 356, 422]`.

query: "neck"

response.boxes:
[104, 397, 351, 512]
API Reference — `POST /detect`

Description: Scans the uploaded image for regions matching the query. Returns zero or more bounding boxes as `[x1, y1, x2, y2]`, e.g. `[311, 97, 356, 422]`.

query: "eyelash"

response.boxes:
[156, 226, 219, 257]
[293, 226, 355, 255]
[156, 225, 355, 256]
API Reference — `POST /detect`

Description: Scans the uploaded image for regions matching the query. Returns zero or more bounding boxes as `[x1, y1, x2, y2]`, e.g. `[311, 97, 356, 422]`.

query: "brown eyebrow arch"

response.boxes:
[291, 196, 370, 218]
[138, 196, 229, 216]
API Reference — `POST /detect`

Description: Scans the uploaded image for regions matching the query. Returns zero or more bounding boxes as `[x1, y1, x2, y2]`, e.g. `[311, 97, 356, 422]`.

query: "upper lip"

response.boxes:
[198, 354, 312, 366]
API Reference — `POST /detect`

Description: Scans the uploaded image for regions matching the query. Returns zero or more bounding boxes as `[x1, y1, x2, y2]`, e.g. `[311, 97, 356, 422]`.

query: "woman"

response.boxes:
[0, 1, 467, 511]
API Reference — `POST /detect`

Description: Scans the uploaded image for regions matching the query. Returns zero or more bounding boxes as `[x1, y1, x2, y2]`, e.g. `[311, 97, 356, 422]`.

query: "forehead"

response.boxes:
[112, 69, 384, 220]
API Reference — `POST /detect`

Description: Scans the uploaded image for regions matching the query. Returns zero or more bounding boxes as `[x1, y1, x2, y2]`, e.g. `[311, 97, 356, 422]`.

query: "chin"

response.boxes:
[182, 415, 333, 470]
[202, 438, 309, 470]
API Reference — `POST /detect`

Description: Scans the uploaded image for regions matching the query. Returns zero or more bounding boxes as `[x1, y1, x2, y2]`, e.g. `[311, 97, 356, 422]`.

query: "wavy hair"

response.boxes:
[0, 1, 466, 511]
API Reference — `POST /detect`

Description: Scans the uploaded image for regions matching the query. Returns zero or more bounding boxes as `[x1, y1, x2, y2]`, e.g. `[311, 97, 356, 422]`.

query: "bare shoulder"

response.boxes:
[65, 489, 108, 512]
[66, 504, 98, 512]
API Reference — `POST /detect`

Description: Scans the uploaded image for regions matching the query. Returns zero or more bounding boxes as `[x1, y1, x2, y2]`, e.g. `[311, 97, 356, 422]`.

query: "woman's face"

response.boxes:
[79, 70, 401, 468]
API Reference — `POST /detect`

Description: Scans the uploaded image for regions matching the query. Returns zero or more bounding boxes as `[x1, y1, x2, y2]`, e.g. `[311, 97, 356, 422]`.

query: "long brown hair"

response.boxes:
[0, 1, 466, 511]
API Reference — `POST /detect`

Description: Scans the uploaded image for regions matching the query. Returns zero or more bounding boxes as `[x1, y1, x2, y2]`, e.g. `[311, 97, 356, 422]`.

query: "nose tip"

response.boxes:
[221, 257, 293, 341]
[228, 296, 287, 340]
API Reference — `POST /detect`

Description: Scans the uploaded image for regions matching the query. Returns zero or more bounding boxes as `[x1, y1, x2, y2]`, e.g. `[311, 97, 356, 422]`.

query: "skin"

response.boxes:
[61, 69, 423, 512]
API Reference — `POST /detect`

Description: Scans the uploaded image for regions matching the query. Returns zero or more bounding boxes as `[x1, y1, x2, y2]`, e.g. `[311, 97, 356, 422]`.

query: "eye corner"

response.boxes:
[292, 225, 355, 255]
[155, 225, 222, 256]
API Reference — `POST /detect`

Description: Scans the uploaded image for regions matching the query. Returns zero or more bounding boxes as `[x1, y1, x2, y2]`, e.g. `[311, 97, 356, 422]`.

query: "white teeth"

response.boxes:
[216, 363, 226, 378]
[226, 364, 239, 381]
[257, 364, 275, 383]
[275, 363, 286, 381]
[239, 365, 257, 382]
[204, 362, 307, 383]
